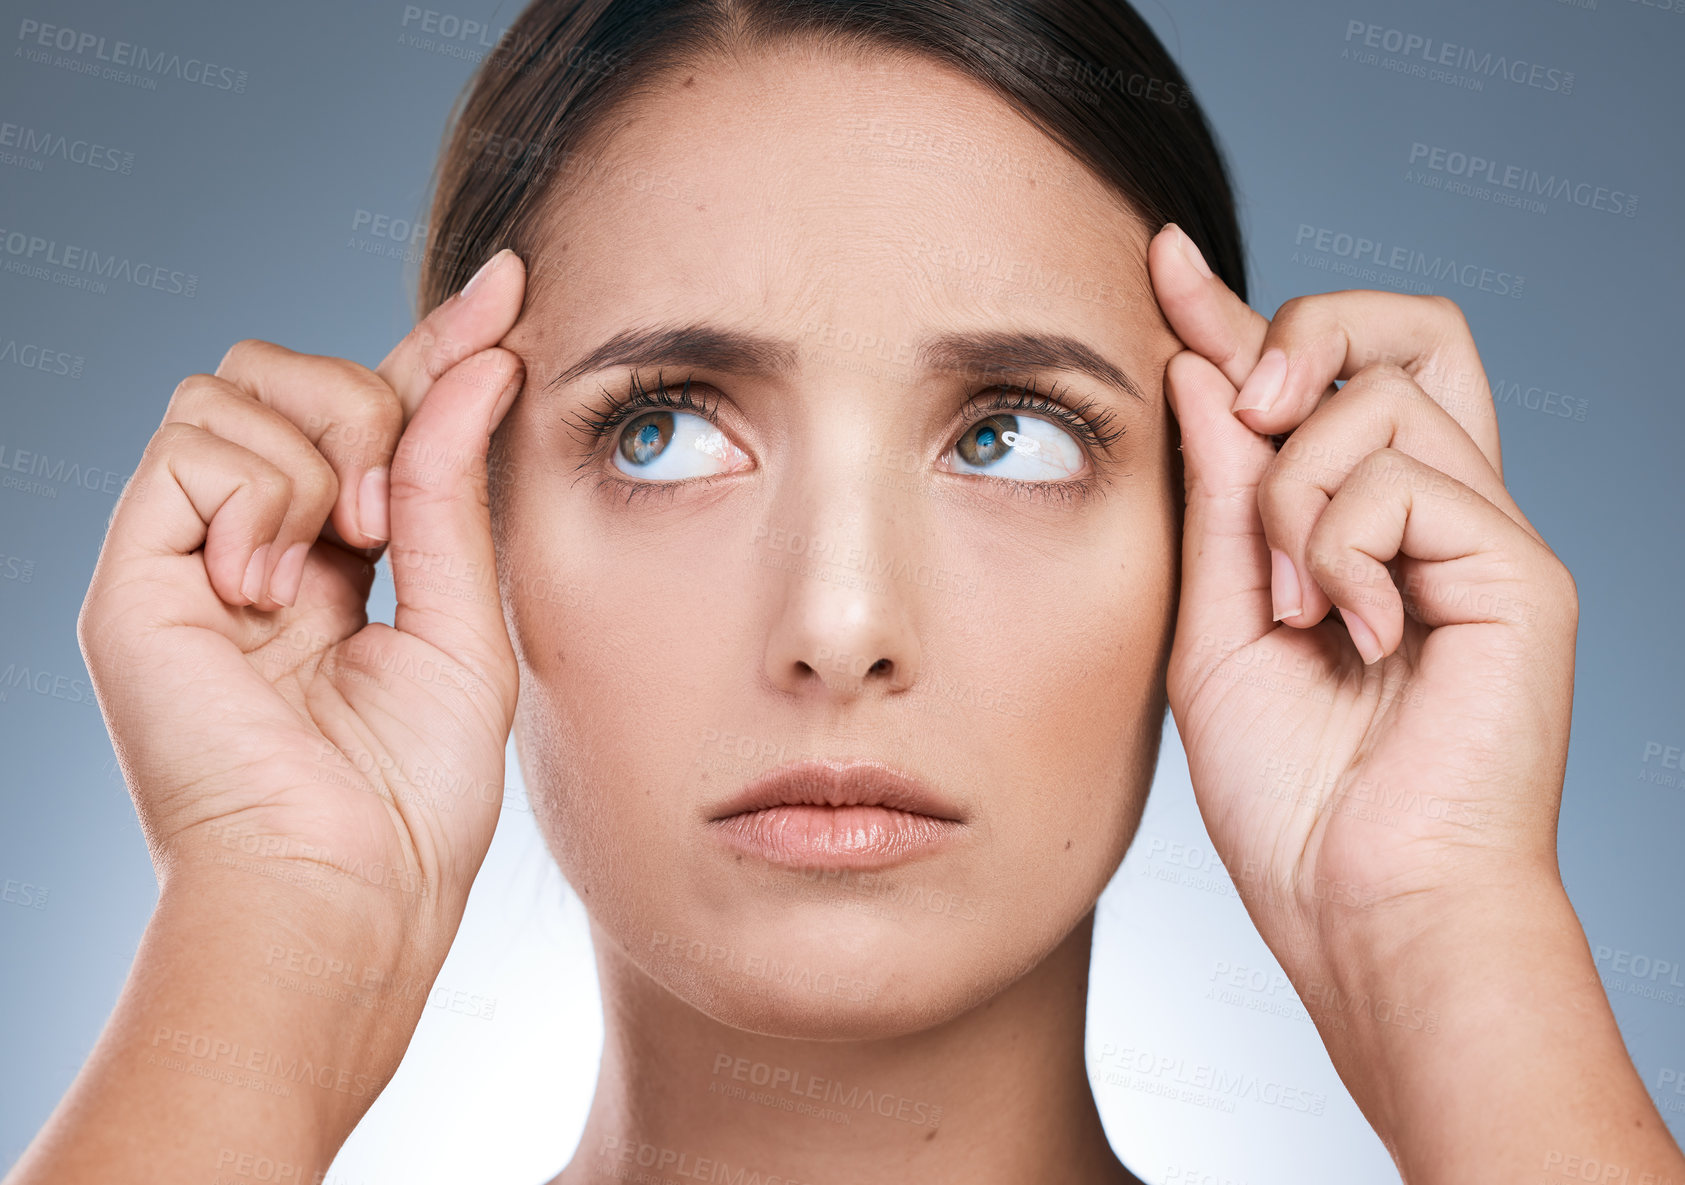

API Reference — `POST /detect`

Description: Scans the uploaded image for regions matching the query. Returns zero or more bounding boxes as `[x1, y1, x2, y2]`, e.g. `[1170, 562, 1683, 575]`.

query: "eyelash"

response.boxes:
[564, 369, 1123, 506]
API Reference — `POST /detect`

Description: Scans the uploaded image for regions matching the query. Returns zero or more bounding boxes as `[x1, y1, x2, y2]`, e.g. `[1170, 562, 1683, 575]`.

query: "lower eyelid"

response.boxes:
[587, 469, 737, 507]
[961, 472, 1103, 506]
[589, 468, 1101, 511]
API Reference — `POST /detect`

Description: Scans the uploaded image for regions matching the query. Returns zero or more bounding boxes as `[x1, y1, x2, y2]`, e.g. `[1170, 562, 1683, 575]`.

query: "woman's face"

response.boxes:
[496, 40, 1183, 1039]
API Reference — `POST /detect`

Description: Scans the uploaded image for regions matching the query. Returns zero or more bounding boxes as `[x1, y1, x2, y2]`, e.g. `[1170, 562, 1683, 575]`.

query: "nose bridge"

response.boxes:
[757, 397, 926, 699]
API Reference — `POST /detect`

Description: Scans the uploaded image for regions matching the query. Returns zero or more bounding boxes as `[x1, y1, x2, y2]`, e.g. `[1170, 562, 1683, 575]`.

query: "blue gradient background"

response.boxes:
[1, 1, 1681, 1181]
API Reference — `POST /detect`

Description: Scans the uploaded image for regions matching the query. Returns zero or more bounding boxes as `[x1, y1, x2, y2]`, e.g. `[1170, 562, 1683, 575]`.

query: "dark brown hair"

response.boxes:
[417, 0, 1246, 318]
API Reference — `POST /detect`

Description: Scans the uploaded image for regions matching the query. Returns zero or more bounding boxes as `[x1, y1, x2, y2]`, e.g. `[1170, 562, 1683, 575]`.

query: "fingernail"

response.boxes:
[1340, 607, 1384, 665]
[1172, 224, 1213, 279]
[358, 467, 390, 542]
[1234, 348, 1287, 415]
[241, 543, 271, 604]
[1269, 548, 1302, 622]
[457, 248, 509, 303]
[269, 541, 311, 608]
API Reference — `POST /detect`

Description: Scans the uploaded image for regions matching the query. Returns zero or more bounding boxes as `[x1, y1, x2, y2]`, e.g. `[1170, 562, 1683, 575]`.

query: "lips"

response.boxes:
[708, 758, 966, 869]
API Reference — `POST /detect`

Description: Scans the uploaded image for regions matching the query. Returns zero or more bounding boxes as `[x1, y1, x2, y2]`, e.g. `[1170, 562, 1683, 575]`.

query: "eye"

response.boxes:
[950, 413, 1084, 481]
[612, 409, 749, 480]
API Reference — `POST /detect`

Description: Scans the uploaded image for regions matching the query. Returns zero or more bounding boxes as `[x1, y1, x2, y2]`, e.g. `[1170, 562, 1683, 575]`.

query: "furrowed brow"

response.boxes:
[548, 323, 801, 389]
[917, 330, 1144, 403]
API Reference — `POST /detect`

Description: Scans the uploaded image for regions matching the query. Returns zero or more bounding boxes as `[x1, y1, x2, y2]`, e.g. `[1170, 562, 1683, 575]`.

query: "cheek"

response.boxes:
[497, 474, 776, 885]
[926, 493, 1176, 900]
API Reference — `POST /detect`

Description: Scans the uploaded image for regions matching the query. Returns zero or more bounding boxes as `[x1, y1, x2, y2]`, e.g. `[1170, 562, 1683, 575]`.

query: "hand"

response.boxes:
[78, 249, 528, 959]
[1147, 224, 1579, 973]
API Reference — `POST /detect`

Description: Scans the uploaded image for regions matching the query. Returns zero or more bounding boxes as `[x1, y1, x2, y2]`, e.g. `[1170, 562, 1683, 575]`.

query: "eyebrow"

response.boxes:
[545, 322, 1145, 403]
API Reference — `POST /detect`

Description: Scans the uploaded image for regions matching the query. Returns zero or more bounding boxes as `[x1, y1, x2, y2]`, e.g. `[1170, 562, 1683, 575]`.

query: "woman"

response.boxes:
[11, 1, 1681, 1182]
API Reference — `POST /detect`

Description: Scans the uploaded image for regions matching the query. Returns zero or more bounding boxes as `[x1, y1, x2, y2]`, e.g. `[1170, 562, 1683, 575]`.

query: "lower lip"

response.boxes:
[712, 804, 963, 870]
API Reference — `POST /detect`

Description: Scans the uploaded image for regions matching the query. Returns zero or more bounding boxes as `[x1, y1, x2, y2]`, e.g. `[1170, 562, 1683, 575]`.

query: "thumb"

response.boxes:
[385, 345, 524, 711]
[1165, 348, 1278, 672]
[1149, 224, 1269, 390]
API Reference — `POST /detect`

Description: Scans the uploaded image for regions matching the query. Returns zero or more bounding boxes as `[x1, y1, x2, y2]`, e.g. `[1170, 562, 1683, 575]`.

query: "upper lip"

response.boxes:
[710, 759, 965, 823]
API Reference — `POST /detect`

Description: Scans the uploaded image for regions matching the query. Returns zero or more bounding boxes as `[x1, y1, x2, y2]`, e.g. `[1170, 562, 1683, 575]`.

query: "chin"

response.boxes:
[621, 883, 1049, 1041]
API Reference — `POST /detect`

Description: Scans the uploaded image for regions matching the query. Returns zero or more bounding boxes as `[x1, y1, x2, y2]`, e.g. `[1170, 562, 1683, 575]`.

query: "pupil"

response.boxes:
[958, 414, 1019, 467]
[620, 411, 675, 466]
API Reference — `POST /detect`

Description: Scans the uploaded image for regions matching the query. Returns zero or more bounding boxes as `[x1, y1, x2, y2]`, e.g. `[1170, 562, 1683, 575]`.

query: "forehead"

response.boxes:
[513, 40, 1159, 379]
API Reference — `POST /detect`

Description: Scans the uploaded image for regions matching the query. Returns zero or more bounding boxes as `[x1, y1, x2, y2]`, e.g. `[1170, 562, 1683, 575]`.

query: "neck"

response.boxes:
[554, 911, 1139, 1185]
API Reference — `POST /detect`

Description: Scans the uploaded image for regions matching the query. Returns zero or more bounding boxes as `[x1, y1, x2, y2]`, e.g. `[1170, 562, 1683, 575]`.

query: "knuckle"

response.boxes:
[289, 443, 340, 508]
[1271, 293, 1335, 337]
[483, 345, 525, 387]
[152, 418, 202, 452]
[251, 462, 294, 508]
[1301, 528, 1345, 585]
[75, 594, 100, 650]
[216, 337, 275, 376]
[1540, 550, 1579, 623]
[1355, 444, 1407, 479]
[1255, 457, 1292, 516]
[319, 367, 404, 457]
[352, 383, 405, 448]
[166, 372, 224, 415]
[1163, 348, 1204, 387]
[1422, 293, 1469, 331]
[1347, 360, 1418, 403]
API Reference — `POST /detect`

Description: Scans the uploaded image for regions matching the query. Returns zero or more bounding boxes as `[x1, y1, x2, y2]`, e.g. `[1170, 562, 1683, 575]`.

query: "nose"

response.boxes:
[757, 499, 923, 702]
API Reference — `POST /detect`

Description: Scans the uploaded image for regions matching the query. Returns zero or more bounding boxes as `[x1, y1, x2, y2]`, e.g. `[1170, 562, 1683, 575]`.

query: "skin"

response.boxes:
[9, 36, 1683, 1185]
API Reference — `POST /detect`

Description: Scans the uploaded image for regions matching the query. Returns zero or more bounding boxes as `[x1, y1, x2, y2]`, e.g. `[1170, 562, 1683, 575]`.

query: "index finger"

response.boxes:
[1225, 291, 1502, 475]
[1148, 226, 1502, 477]
[375, 248, 527, 420]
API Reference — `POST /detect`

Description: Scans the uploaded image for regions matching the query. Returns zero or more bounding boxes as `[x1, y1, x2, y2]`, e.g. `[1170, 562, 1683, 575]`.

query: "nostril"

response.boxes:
[867, 658, 891, 677]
